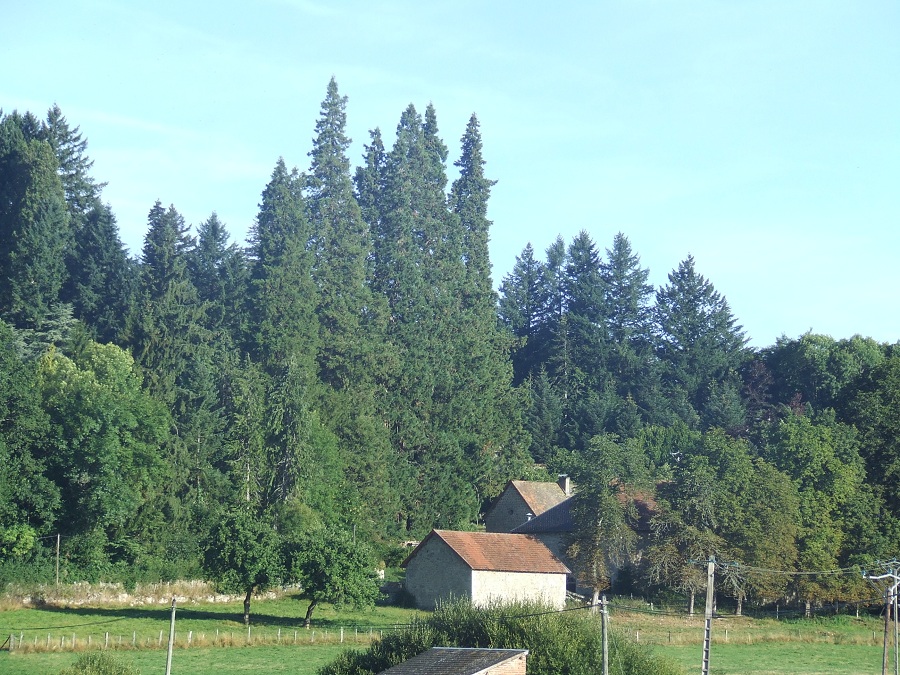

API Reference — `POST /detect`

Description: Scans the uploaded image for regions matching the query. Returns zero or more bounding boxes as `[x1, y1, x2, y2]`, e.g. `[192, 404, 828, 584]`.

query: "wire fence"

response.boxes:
[5, 623, 407, 654]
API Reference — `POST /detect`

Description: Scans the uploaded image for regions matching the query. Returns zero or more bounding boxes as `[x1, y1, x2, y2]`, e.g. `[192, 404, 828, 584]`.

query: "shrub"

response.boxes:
[318, 599, 684, 675]
[58, 652, 140, 675]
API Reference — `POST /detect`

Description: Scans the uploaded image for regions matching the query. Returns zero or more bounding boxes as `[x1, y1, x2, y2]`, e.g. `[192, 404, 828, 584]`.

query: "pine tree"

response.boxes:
[128, 201, 222, 527]
[601, 233, 657, 431]
[307, 78, 384, 392]
[306, 79, 397, 538]
[249, 159, 318, 373]
[448, 112, 529, 501]
[654, 255, 748, 426]
[499, 243, 550, 384]
[61, 202, 136, 343]
[451, 114, 497, 306]
[0, 112, 71, 329]
[42, 105, 104, 214]
[188, 211, 250, 341]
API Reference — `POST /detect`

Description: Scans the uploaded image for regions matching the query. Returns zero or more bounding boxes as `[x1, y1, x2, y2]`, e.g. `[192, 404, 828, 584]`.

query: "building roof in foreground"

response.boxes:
[377, 647, 528, 675]
[403, 530, 570, 574]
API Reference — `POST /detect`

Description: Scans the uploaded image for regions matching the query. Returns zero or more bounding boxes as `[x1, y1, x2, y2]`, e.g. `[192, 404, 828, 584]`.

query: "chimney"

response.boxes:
[526, 512, 533, 522]
[558, 474, 571, 496]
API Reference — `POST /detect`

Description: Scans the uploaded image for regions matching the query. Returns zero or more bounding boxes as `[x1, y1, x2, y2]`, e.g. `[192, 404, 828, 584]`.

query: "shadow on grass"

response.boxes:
[29, 596, 410, 631]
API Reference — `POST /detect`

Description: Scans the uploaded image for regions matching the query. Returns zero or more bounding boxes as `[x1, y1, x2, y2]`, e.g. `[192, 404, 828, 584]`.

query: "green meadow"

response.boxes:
[0, 596, 893, 675]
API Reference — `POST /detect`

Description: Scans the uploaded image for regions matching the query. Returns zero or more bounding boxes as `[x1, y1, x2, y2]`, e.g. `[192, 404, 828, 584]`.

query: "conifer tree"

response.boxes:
[0, 113, 70, 329]
[306, 79, 397, 538]
[601, 233, 658, 430]
[654, 255, 748, 426]
[188, 211, 250, 344]
[451, 114, 497, 305]
[249, 159, 318, 373]
[499, 243, 550, 384]
[129, 201, 222, 527]
[61, 202, 136, 343]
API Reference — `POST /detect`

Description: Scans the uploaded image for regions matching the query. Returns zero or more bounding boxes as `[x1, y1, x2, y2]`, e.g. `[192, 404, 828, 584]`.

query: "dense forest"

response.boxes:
[1, 80, 898, 609]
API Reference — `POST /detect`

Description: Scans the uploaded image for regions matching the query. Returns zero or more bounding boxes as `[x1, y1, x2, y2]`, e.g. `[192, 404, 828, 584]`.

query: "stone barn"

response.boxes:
[402, 530, 570, 610]
[483, 477, 571, 533]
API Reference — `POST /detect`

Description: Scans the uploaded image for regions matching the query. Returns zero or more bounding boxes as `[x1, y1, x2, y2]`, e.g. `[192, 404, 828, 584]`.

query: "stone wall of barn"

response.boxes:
[471, 570, 567, 609]
[404, 537, 471, 610]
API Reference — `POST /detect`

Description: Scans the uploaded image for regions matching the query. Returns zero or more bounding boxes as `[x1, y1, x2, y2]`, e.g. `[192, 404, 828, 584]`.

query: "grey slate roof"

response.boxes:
[511, 497, 574, 534]
[377, 647, 528, 675]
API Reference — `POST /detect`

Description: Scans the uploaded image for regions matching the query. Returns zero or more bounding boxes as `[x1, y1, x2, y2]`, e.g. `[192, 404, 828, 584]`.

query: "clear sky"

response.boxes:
[3, 0, 898, 348]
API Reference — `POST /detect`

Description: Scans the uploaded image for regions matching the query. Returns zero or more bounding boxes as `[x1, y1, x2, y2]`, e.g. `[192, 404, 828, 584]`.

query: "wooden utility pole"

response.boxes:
[863, 565, 900, 675]
[601, 594, 609, 675]
[165, 597, 176, 675]
[894, 586, 898, 675]
[701, 556, 715, 675]
[55, 534, 60, 586]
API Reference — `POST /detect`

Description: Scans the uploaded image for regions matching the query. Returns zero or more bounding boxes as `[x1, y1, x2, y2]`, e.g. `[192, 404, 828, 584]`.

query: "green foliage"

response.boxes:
[654, 255, 748, 427]
[3, 90, 899, 607]
[58, 652, 139, 675]
[318, 600, 682, 675]
[0, 111, 71, 329]
[287, 527, 381, 627]
[201, 506, 283, 624]
[0, 523, 37, 557]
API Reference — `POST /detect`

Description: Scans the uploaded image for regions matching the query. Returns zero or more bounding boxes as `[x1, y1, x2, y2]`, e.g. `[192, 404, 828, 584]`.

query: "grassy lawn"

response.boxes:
[0, 644, 350, 675]
[658, 643, 884, 675]
[0, 595, 415, 674]
[1, 594, 894, 675]
[0, 595, 416, 646]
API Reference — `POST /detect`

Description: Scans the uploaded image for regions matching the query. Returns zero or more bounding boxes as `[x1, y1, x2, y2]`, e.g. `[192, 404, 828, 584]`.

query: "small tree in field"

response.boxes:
[202, 507, 283, 625]
[287, 527, 381, 628]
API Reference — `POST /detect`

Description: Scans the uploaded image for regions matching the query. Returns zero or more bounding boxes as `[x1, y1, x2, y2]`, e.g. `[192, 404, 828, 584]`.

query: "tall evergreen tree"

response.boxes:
[188, 211, 250, 343]
[561, 231, 615, 447]
[451, 114, 497, 306]
[499, 243, 549, 384]
[306, 79, 397, 539]
[654, 255, 748, 427]
[61, 202, 136, 343]
[249, 159, 318, 373]
[601, 233, 659, 430]
[0, 112, 71, 329]
[128, 201, 222, 530]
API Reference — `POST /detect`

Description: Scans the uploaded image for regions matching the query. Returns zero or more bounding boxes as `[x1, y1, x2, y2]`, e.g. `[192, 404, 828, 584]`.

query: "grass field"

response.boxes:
[0, 644, 349, 675]
[0, 594, 894, 675]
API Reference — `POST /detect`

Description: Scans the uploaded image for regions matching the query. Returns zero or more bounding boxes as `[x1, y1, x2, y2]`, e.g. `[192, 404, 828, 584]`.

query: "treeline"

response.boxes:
[1, 81, 898, 607]
[0, 80, 527, 582]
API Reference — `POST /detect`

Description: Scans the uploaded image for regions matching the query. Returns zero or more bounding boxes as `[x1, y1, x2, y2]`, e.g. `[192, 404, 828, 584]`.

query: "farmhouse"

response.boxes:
[483, 476, 571, 533]
[402, 530, 570, 610]
[512, 486, 659, 595]
[377, 647, 528, 675]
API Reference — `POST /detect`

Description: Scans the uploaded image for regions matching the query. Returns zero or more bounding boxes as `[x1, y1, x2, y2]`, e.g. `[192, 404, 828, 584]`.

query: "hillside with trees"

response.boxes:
[1, 81, 897, 612]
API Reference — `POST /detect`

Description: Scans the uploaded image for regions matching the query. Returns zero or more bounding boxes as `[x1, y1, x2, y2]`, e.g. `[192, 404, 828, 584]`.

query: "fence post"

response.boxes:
[165, 597, 176, 675]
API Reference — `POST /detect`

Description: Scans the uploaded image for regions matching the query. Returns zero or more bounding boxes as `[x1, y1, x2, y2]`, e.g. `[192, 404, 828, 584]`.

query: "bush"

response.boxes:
[58, 652, 140, 675]
[318, 599, 684, 675]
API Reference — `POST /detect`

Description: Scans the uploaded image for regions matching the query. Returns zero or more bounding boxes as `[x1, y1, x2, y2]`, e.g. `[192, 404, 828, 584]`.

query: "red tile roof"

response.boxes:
[509, 480, 568, 516]
[404, 530, 570, 574]
[378, 647, 527, 675]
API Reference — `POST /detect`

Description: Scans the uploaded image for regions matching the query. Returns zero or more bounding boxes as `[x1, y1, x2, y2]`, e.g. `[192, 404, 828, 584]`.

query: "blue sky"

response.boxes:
[3, 0, 898, 347]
